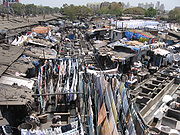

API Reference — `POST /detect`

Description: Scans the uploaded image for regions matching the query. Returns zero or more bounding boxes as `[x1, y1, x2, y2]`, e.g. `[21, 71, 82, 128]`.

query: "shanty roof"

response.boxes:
[0, 83, 34, 105]
[27, 38, 55, 47]
[153, 48, 170, 56]
[5, 56, 35, 75]
[95, 44, 135, 61]
[93, 40, 108, 49]
[110, 51, 136, 61]
[24, 46, 57, 59]
[0, 44, 24, 76]
[0, 14, 63, 30]
[0, 75, 34, 90]
[108, 41, 166, 52]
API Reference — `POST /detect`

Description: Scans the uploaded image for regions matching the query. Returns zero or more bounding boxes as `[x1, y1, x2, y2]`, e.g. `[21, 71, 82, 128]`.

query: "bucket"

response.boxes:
[38, 114, 48, 124]
[18, 123, 33, 131]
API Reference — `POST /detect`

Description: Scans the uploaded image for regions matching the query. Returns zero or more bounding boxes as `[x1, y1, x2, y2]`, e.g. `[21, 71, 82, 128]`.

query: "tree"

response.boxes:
[43, 6, 53, 15]
[62, 5, 93, 20]
[24, 4, 37, 16]
[53, 7, 60, 13]
[77, 6, 93, 18]
[0, 4, 9, 14]
[97, 7, 110, 15]
[62, 5, 78, 19]
[169, 7, 180, 23]
[109, 2, 123, 16]
[97, 2, 123, 16]
[109, 2, 123, 10]
[0, 3, 61, 17]
[123, 7, 146, 15]
[145, 7, 157, 17]
[36, 6, 44, 15]
[11, 3, 25, 16]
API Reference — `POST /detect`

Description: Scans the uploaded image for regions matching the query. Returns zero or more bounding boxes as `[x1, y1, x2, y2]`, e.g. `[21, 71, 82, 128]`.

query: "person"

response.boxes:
[129, 72, 135, 81]
[168, 101, 180, 110]
[125, 73, 137, 89]
[121, 74, 128, 82]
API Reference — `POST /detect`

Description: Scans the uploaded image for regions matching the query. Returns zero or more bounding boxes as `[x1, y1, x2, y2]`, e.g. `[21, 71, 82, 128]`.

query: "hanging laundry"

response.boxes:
[37, 58, 80, 112]
[97, 103, 107, 126]
[109, 110, 119, 135]
[100, 117, 111, 135]
[88, 96, 95, 135]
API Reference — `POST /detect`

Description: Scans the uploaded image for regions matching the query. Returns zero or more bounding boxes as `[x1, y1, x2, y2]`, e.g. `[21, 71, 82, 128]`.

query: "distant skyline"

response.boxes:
[20, 0, 179, 10]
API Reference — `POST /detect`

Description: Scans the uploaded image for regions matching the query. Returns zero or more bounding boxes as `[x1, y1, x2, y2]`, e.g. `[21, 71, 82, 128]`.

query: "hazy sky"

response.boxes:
[20, 0, 180, 10]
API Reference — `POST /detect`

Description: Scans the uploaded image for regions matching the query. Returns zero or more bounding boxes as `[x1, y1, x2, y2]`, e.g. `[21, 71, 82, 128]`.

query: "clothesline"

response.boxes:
[37, 58, 80, 112]
[82, 70, 148, 135]
[33, 92, 83, 96]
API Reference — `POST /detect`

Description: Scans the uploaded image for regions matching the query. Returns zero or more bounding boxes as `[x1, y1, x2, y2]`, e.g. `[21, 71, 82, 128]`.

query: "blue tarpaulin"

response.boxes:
[69, 34, 75, 40]
[125, 32, 134, 40]
[125, 32, 149, 40]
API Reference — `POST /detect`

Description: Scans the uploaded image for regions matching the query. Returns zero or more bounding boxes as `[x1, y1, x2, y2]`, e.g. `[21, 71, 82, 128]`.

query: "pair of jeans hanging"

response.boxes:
[69, 61, 76, 101]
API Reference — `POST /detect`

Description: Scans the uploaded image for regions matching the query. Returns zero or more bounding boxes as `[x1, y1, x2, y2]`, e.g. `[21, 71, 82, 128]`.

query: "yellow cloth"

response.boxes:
[98, 103, 107, 126]
[101, 117, 111, 135]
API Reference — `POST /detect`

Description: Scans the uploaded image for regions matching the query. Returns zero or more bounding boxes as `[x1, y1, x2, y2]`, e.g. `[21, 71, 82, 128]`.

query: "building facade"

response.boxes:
[100, 2, 110, 9]
[86, 2, 101, 11]
[138, 2, 154, 9]
[0, 0, 3, 5]
[3, 0, 19, 7]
